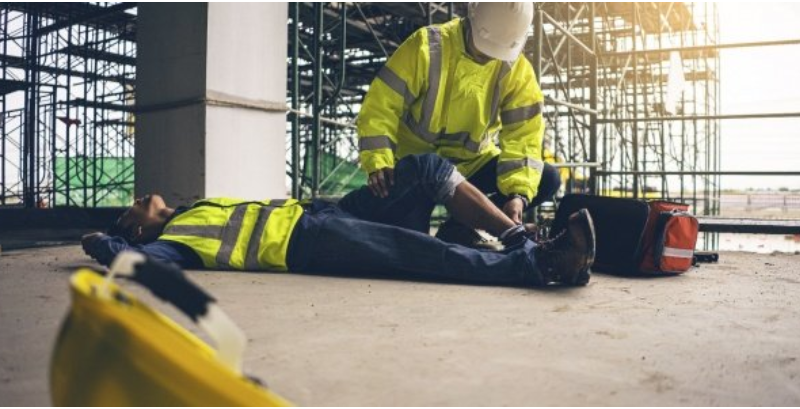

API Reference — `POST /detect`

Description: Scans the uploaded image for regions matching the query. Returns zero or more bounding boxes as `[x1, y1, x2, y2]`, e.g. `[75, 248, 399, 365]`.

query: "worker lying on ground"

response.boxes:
[358, 2, 559, 249]
[82, 154, 595, 287]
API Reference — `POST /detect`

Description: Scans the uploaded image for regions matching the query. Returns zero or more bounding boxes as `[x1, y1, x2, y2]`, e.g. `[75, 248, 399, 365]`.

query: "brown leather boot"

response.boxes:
[534, 209, 596, 285]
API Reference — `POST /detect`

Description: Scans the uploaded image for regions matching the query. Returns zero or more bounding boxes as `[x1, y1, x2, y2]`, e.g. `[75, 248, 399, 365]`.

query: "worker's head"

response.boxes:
[467, 2, 533, 62]
[107, 194, 170, 244]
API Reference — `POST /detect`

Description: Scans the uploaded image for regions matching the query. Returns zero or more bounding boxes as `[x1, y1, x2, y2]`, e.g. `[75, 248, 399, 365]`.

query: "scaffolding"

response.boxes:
[287, 3, 465, 199]
[531, 3, 723, 203]
[1, 3, 136, 208]
[3, 2, 799, 240]
[285, 3, 725, 212]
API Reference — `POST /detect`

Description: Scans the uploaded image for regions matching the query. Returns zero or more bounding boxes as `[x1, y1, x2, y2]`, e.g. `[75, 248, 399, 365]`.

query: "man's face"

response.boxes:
[112, 194, 167, 244]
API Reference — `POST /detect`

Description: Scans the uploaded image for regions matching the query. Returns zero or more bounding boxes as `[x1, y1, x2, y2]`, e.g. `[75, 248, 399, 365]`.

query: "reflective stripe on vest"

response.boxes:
[161, 225, 223, 238]
[359, 135, 396, 152]
[488, 62, 512, 128]
[400, 27, 511, 154]
[160, 199, 301, 271]
[501, 102, 543, 125]
[377, 66, 415, 106]
[215, 205, 248, 269]
[497, 157, 545, 175]
[421, 26, 444, 143]
[244, 206, 275, 270]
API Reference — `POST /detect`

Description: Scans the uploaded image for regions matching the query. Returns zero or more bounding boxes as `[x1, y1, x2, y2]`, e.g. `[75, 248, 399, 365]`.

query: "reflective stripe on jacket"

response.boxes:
[357, 18, 545, 200]
[159, 198, 303, 271]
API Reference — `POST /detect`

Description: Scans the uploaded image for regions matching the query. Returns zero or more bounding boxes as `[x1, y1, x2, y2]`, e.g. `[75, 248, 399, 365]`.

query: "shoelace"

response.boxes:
[534, 229, 569, 282]
[534, 228, 565, 250]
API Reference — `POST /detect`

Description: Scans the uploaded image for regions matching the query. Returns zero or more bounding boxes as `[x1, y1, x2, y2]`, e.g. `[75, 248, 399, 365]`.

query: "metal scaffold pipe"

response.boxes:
[541, 11, 595, 57]
[596, 171, 800, 176]
[598, 112, 800, 123]
[603, 38, 800, 57]
[311, 3, 323, 198]
[287, 108, 355, 129]
[545, 96, 599, 116]
[291, 2, 301, 199]
[588, 2, 598, 195]
[631, 3, 640, 199]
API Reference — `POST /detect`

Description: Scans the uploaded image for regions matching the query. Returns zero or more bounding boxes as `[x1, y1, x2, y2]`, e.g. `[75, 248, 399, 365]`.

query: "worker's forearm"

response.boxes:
[445, 181, 516, 237]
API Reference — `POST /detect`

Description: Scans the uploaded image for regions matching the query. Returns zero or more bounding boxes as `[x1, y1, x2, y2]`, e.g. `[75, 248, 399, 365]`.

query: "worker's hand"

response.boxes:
[367, 168, 394, 198]
[81, 232, 106, 257]
[503, 197, 525, 224]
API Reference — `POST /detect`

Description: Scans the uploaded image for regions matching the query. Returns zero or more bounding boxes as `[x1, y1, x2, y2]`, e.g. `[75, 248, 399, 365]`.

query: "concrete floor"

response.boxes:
[1, 245, 799, 406]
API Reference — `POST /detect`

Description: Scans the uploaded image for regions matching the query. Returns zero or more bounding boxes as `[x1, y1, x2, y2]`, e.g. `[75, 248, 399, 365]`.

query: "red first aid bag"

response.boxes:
[553, 195, 700, 276]
[638, 201, 699, 274]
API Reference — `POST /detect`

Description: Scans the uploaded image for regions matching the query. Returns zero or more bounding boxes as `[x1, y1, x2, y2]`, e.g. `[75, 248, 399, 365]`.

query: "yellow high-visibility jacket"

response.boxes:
[357, 18, 545, 200]
[159, 198, 304, 271]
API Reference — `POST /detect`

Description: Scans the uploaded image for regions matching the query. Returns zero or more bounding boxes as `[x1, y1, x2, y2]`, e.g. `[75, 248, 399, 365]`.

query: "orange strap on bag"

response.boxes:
[639, 201, 699, 274]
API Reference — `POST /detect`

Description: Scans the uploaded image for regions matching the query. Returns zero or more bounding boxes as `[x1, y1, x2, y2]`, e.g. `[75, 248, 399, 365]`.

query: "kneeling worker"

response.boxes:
[82, 155, 595, 287]
[357, 3, 560, 247]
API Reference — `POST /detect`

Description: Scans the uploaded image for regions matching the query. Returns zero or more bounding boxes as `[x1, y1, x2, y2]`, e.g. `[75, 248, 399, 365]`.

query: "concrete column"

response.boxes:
[136, 3, 288, 205]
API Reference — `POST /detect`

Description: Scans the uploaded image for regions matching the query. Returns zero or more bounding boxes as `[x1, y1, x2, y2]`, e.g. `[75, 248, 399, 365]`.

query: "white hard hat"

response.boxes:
[468, 2, 533, 62]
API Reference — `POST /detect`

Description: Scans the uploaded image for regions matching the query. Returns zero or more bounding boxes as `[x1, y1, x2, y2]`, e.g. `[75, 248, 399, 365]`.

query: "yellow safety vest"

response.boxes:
[357, 18, 546, 201]
[159, 198, 304, 271]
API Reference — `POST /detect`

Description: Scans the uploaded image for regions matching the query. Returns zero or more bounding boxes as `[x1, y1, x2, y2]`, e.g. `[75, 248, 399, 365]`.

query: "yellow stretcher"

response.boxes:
[50, 252, 292, 406]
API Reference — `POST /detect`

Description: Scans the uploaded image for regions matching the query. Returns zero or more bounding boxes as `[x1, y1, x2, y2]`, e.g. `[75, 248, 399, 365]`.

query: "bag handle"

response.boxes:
[106, 251, 247, 373]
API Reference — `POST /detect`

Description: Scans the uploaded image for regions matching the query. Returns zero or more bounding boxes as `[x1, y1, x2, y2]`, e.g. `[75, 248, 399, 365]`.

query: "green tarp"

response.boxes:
[54, 157, 134, 207]
[306, 152, 367, 196]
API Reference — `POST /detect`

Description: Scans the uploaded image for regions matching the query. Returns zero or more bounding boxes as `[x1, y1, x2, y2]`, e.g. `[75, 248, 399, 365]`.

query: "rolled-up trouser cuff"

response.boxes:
[433, 166, 466, 204]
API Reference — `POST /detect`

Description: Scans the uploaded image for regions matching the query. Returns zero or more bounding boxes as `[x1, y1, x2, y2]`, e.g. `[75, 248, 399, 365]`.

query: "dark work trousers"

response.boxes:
[286, 154, 545, 286]
[467, 156, 562, 210]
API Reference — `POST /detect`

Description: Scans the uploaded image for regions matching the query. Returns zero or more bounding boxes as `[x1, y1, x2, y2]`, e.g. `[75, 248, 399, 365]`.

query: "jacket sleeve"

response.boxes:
[496, 57, 546, 202]
[357, 29, 428, 174]
[84, 234, 201, 268]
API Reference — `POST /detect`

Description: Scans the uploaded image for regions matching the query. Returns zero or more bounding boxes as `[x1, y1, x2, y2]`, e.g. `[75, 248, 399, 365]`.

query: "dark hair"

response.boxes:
[107, 209, 134, 240]
[107, 216, 125, 237]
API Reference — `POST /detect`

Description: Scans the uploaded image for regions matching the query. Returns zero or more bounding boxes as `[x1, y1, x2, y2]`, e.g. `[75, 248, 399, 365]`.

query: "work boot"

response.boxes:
[534, 209, 596, 285]
[435, 219, 502, 251]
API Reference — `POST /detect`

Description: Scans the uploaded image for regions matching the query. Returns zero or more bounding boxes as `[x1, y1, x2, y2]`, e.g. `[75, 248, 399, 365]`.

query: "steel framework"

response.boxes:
[4, 2, 799, 243]
[287, 3, 464, 199]
[285, 3, 728, 211]
[1, 3, 136, 208]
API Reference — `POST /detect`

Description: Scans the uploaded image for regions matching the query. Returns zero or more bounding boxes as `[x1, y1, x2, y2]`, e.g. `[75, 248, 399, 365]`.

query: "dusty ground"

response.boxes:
[1, 245, 799, 406]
